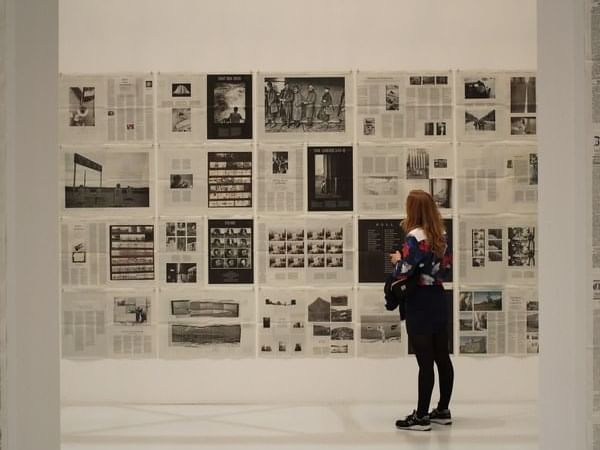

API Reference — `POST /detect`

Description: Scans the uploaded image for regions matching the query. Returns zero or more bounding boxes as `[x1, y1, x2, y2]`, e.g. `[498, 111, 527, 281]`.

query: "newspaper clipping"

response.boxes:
[258, 288, 355, 358]
[256, 217, 354, 286]
[456, 71, 536, 141]
[459, 216, 536, 285]
[257, 143, 304, 213]
[61, 220, 108, 286]
[158, 147, 206, 213]
[62, 289, 156, 359]
[159, 289, 255, 358]
[157, 73, 205, 142]
[357, 71, 453, 141]
[457, 143, 537, 213]
[356, 143, 454, 213]
[459, 286, 537, 355]
[158, 219, 203, 286]
[357, 288, 404, 357]
[59, 74, 154, 143]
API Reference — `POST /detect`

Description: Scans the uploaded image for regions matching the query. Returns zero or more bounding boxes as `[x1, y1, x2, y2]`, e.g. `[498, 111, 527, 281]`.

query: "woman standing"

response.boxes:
[392, 189, 454, 431]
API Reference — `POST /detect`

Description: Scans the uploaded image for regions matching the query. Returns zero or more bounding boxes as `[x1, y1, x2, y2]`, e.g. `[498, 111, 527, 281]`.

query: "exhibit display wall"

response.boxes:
[59, 0, 538, 404]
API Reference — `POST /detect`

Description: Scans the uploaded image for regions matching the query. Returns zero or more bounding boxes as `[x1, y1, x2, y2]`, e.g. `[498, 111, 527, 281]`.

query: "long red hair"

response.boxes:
[401, 189, 446, 257]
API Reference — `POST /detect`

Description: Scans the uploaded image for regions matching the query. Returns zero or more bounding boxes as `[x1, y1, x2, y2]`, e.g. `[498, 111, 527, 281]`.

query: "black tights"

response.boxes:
[409, 330, 454, 417]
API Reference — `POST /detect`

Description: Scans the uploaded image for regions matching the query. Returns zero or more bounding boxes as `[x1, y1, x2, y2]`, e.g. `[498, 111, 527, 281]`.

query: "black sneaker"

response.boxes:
[429, 408, 452, 425]
[395, 410, 431, 431]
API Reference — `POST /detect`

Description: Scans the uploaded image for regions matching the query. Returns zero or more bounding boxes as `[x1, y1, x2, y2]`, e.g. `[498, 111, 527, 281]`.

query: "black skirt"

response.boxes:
[404, 284, 448, 336]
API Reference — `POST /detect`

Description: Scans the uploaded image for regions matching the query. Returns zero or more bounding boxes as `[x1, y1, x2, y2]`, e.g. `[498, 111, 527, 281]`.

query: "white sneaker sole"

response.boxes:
[395, 424, 432, 431]
[431, 419, 452, 425]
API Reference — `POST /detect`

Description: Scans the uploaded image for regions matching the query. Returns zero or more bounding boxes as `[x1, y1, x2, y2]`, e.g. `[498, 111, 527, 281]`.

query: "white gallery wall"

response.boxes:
[59, 0, 538, 404]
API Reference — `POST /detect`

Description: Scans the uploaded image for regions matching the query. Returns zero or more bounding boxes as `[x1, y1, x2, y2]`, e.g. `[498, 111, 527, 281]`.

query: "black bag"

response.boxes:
[390, 276, 419, 301]
[384, 273, 418, 321]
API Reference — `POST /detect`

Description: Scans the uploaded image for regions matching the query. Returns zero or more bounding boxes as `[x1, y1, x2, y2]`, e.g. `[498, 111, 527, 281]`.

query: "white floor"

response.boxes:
[61, 401, 537, 450]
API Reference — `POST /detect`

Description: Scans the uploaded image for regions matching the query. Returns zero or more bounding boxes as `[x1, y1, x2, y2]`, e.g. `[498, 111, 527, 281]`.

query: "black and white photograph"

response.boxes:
[473, 291, 502, 311]
[331, 305, 352, 322]
[65, 151, 150, 208]
[464, 77, 495, 99]
[459, 313, 473, 331]
[113, 296, 150, 324]
[527, 333, 539, 354]
[360, 317, 401, 343]
[264, 76, 345, 132]
[172, 82, 191, 97]
[313, 324, 330, 336]
[358, 219, 404, 283]
[508, 226, 536, 267]
[208, 220, 253, 284]
[172, 108, 191, 132]
[472, 257, 485, 267]
[529, 153, 538, 185]
[267, 227, 306, 269]
[527, 312, 539, 333]
[459, 292, 473, 311]
[307, 146, 353, 211]
[406, 147, 429, 179]
[330, 344, 349, 354]
[171, 324, 241, 347]
[425, 122, 447, 136]
[510, 76, 536, 113]
[165, 221, 197, 252]
[170, 174, 193, 189]
[363, 118, 375, 136]
[430, 178, 452, 208]
[474, 312, 487, 331]
[109, 225, 154, 281]
[434, 158, 448, 168]
[71, 242, 86, 263]
[459, 335, 487, 354]
[171, 300, 239, 318]
[331, 326, 354, 341]
[166, 263, 197, 283]
[386, 84, 399, 110]
[207, 74, 252, 139]
[465, 109, 496, 133]
[488, 251, 503, 262]
[272, 151, 288, 174]
[69, 86, 95, 126]
[511, 117, 536, 135]
[207, 151, 252, 208]
[308, 297, 331, 322]
[362, 176, 398, 197]
[488, 228, 503, 241]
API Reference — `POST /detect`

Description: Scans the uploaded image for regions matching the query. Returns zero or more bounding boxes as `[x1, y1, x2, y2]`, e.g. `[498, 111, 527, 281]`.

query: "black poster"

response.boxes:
[109, 225, 154, 281]
[207, 74, 252, 139]
[358, 219, 405, 283]
[208, 219, 253, 284]
[207, 151, 252, 208]
[358, 219, 453, 283]
[307, 146, 353, 211]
